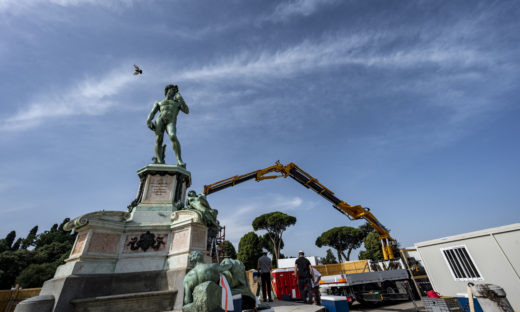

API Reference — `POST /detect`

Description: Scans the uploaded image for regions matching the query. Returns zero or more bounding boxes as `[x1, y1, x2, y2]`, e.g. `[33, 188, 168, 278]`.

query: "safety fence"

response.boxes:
[0, 287, 41, 312]
[314, 259, 370, 276]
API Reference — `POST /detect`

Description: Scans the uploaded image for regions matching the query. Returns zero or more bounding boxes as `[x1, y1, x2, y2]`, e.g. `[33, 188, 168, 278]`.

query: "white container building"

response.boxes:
[414, 223, 520, 310]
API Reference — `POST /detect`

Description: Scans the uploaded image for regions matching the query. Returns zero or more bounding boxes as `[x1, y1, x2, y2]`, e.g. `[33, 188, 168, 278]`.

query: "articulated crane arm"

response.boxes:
[203, 161, 396, 260]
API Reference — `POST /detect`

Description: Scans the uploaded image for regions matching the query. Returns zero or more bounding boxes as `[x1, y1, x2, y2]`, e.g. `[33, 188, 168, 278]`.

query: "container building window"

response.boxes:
[441, 245, 483, 281]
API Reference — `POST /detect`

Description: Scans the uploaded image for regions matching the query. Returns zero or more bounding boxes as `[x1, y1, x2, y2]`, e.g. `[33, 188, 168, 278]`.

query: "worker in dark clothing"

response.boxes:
[258, 250, 273, 302]
[311, 266, 322, 305]
[294, 250, 314, 304]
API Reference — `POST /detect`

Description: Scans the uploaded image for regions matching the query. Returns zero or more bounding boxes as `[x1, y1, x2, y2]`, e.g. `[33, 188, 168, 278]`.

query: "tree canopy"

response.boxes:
[221, 240, 237, 259]
[237, 232, 263, 270]
[252, 211, 296, 264]
[322, 249, 338, 264]
[315, 226, 363, 262]
[0, 218, 76, 289]
[357, 222, 400, 261]
[358, 222, 377, 237]
[358, 232, 384, 261]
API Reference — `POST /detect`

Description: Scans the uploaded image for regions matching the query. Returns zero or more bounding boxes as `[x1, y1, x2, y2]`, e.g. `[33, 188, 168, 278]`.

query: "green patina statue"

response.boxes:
[146, 84, 189, 166]
[185, 190, 221, 252]
[220, 258, 257, 308]
[183, 251, 232, 306]
[182, 251, 260, 311]
[185, 191, 220, 229]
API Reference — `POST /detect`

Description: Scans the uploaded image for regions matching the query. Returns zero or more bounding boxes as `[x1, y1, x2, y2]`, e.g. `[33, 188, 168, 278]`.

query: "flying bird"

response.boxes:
[133, 64, 143, 75]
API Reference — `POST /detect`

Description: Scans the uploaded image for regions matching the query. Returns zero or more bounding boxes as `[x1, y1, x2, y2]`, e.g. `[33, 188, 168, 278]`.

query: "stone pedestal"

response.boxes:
[16, 164, 210, 312]
[168, 210, 213, 270]
[129, 164, 191, 224]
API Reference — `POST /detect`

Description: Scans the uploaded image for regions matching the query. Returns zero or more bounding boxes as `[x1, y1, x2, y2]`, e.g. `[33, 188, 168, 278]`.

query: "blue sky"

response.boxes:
[1, 0, 519, 259]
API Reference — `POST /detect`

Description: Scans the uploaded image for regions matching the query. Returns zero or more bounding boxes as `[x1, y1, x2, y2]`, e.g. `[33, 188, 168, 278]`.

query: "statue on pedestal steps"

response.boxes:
[184, 190, 221, 252]
[146, 84, 189, 167]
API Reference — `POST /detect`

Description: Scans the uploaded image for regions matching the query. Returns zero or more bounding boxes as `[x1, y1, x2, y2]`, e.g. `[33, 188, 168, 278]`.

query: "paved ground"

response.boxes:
[350, 300, 425, 312]
[264, 299, 425, 312]
[269, 299, 325, 312]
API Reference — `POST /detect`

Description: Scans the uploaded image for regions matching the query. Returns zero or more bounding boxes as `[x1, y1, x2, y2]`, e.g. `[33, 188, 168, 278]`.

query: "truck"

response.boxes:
[203, 161, 413, 305]
[315, 258, 410, 306]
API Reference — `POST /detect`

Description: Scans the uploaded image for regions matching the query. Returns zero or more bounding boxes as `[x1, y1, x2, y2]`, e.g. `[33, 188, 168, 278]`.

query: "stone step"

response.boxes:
[70, 290, 177, 312]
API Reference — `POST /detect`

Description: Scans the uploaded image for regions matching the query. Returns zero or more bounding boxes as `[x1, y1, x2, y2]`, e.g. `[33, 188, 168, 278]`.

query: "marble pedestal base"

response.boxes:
[15, 165, 212, 312]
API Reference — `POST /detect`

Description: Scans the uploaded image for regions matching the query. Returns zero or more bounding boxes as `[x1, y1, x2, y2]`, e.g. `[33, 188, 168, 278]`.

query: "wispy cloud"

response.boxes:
[0, 0, 134, 14]
[0, 181, 18, 193]
[175, 29, 500, 137]
[218, 194, 307, 247]
[3, 19, 514, 140]
[1, 67, 137, 131]
[0, 205, 31, 215]
[269, 0, 339, 22]
[177, 34, 484, 84]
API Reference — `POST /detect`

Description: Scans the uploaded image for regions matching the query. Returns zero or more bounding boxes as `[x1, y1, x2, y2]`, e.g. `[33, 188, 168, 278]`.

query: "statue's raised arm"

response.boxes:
[175, 92, 189, 114]
[146, 84, 188, 167]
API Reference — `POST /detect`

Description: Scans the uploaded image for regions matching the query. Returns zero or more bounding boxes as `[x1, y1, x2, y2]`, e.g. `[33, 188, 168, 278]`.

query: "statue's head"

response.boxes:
[187, 190, 197, 198]
[164, 84, 179, 97]
[188, 250, 204, 265]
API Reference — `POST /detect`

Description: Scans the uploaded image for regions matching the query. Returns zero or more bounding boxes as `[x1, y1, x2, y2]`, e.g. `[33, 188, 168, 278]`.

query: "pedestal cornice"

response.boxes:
[137, 164, 191, 184]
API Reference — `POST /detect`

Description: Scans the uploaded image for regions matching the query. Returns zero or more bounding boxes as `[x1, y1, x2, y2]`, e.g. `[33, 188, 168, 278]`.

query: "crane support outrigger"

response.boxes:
[203, 161, 396, 260]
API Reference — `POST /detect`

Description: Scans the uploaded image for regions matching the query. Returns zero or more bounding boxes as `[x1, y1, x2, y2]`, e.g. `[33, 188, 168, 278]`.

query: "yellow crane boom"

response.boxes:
[203, 161, 396, 260]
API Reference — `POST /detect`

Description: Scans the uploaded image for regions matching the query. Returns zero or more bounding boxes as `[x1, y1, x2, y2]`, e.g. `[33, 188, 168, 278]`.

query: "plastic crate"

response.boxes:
[423, 297, 464, 312]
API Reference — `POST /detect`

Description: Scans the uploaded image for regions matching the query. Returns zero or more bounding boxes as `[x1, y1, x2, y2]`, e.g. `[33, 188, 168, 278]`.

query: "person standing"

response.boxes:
[258, 250, 273, 302]
[311, 266, 322, 305]
[294, 250, 314, 304]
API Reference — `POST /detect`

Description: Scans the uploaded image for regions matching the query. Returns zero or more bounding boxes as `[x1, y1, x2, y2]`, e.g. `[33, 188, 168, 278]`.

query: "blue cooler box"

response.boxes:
[321, 295, 349, 312]
[456, 297, 483, 312]
[232, 294, 242, 312]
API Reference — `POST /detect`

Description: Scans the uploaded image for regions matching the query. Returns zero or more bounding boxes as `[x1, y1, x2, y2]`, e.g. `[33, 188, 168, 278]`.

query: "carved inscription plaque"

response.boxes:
[71, 233, 88, 256]
[87, 232, 121, 254]
[191, 227, 206, 249]
[171, 229, 190, 252]
[142, 175, 175, 203]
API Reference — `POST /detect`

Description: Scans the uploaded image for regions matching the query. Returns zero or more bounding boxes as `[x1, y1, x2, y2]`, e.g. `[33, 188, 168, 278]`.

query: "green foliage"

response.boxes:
[259, 233, 284, 256]
[0, 249, 33, 289]
[237, 232, 263, 270]
[0, 231, 17, 252]
[16, 262, 58, 288]
[34, 219, 75, 248]
[21, 226, 38, 249]
[221, 240, 237, 259]
[252, 211, 296, 264]
[5, 231, 16, 249]
[0, 218, 76, 289]
[357, 223, 400, 260]
[322, 249, 338, 264]
[12, 238, 22, 251]
[0, 241, 7, 253]
[358, 222, 376, 237]
[358, 232, 383, 261]
[315, 226, 363, 262]
[32, 241, 73, 264]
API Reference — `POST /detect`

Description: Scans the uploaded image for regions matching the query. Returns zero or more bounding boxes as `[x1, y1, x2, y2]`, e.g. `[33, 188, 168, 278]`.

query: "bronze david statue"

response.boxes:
[146, 84, 189, 166]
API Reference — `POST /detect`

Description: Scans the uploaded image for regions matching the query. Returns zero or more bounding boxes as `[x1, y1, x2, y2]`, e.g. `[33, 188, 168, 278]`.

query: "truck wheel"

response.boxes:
[358, 299, 381, 308]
